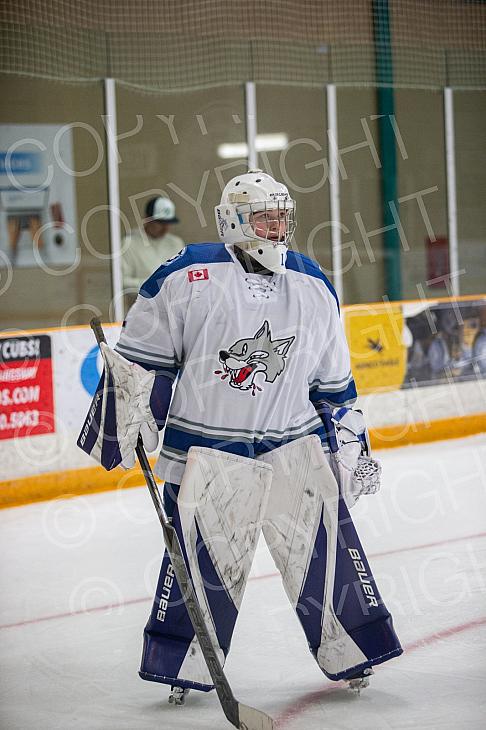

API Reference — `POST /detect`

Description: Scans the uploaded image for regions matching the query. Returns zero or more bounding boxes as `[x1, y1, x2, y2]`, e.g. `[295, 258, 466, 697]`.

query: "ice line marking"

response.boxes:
[1, 530, 485, 631]
[248, 529, 486, 582]
[275, 615, 486, 728]
[0, 596, 150, 631]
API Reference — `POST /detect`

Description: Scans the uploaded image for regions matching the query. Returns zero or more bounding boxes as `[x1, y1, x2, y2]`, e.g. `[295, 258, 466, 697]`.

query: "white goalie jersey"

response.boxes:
[111, 242, 356, 485]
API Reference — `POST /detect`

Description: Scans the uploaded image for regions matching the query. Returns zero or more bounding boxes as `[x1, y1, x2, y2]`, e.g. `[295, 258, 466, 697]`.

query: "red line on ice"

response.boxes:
[247, 528, 486, 582]
[369, 529, 486, 560]
[1, 530, 485, 631]
[275, 615, 486, 728]
[0, 596, 150, 630]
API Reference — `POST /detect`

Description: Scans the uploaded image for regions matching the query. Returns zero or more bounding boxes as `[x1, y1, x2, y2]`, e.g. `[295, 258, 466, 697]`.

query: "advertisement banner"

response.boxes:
[346, 297, 486, 394]
[1, 325, 123, 486]
[0, 334, 55, 440]
[53, 325, 120, 432]
[345, 304, 407, 394]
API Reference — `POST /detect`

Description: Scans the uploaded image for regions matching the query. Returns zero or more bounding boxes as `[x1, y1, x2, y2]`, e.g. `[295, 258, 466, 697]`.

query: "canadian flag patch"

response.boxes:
[188, 268, 209, 282]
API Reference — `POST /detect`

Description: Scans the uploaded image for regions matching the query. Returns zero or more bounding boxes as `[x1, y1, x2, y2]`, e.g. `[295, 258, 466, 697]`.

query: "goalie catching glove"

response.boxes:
[328, 407, 381, 508]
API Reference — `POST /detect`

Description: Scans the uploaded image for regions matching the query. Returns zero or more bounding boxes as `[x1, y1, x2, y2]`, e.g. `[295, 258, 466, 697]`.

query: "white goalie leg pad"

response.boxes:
[176, 446, 273, 686]
[258, 435, 368, 677]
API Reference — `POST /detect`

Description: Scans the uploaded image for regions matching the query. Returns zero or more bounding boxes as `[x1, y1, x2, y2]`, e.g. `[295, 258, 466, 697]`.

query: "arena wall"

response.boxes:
[1, 295, 485, 508]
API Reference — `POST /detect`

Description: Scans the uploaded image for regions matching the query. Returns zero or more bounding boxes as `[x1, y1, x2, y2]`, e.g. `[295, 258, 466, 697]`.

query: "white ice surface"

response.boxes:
[1, 435, 486, 729]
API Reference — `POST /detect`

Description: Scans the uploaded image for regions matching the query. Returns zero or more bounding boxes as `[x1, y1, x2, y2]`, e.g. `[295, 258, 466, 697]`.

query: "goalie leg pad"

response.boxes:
[259, 435, 402, 680]
[140, 446, 273, 690]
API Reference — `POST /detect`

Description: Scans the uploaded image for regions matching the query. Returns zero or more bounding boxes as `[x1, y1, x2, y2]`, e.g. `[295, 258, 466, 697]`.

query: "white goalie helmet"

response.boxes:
[214, 170, 296, 274]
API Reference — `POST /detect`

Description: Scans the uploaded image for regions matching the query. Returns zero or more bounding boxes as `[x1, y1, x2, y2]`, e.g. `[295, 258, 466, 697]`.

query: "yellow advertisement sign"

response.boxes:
[345, 304, 407, 393]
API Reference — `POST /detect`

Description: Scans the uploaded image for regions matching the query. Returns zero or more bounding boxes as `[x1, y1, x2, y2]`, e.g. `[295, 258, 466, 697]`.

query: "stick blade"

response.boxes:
[238, 703, 275, 730]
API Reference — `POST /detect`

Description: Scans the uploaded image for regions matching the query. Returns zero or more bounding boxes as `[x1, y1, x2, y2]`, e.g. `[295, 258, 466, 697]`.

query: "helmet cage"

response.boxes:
[235, 199, 296, 247]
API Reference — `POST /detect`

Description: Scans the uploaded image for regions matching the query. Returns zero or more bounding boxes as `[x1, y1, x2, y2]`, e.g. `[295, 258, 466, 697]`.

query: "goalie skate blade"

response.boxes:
[346, 667, 374, 695]
[168, 686, 190, 706]
[238, 703, 275, 730]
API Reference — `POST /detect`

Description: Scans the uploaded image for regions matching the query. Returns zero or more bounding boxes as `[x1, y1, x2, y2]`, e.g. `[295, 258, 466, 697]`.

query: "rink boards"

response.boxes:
[1, 294, 485, 507]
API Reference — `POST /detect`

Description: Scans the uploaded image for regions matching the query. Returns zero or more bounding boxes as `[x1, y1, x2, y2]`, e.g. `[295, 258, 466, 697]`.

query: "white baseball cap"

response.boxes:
[145, 196, 179, 223]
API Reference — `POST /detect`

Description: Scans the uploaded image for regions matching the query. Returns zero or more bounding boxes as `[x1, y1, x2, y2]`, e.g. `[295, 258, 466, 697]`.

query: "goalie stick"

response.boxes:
[89, 317, 275, 730]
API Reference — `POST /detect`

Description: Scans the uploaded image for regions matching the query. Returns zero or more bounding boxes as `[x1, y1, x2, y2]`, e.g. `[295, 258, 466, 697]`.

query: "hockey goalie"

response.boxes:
[78, 170, 402, 705]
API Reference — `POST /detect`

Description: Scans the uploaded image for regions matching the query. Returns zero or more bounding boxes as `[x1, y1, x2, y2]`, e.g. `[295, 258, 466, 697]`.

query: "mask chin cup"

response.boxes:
[236, 240, 288, 274]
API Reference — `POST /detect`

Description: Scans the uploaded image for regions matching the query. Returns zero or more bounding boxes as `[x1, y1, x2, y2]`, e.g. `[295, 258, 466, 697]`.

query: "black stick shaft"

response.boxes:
[88, 317, 242, 728]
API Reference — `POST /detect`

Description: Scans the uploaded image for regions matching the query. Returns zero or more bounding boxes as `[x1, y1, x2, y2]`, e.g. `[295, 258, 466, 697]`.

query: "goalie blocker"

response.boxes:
[141, 436, 402, 690]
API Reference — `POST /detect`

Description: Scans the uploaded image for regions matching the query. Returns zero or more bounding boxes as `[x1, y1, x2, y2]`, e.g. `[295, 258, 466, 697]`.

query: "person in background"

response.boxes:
[121, 196, 184, 307]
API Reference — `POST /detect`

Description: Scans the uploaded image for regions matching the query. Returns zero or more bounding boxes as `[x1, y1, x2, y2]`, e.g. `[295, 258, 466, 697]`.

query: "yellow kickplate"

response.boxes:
[370, 413, 486, 450]
[0, 459, 159, 509]
[1, 415, 485, 509]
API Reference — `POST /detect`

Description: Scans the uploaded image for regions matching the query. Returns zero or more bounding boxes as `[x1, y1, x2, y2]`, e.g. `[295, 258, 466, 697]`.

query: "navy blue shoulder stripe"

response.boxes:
[286, 250, 340, 312]
[140, 242, 232, 299]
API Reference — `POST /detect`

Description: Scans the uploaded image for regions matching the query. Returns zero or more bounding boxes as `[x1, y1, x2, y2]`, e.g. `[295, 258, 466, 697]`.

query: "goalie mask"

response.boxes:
[214, 170, 296, 274]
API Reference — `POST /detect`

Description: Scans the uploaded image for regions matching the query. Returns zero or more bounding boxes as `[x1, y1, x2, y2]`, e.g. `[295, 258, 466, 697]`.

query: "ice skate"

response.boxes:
[168, 685, 190, 705]
[346, 668, 374, 694]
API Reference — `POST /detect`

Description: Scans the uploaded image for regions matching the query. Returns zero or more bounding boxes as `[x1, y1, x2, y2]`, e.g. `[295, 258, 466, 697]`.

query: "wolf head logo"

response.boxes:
[215, 320, 295, 395]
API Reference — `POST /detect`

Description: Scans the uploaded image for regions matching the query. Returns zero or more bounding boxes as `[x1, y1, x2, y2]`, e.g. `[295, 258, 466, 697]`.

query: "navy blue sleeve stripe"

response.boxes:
[114, 349, 179, 376]
[150, 374, 176, 429]
[285, 250, 340, 312]
[310, 379, 357, 407]
[140, 243, 232, 299]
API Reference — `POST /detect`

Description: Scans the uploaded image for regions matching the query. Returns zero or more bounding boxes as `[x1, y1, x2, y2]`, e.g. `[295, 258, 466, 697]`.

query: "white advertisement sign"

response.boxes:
[53, 325, 120, 431]
[1, 324, 121, 481]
